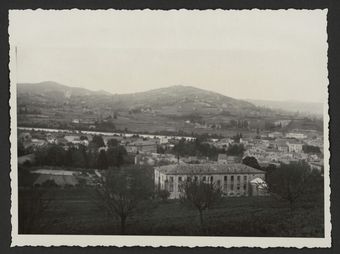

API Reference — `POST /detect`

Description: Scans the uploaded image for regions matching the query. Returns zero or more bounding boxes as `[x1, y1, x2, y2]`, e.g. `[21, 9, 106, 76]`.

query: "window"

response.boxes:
[170, 176, 174, 182]
[244, 175, 247, 181]
[187, 176, 191, 182]
[194, 176, 198, 182]
[224, 175, 227, 181]
[237, 175, 241, 182]
[230, 175, 234, 181]
[178, 176, 182, 182]
[210, 176, 214, 182]
[203, 176, 206, 181]
[243, 184, 247, 190]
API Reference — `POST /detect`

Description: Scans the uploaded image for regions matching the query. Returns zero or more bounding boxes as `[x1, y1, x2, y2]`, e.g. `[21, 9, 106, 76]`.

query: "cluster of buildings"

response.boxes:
[18, 127, 324, 199]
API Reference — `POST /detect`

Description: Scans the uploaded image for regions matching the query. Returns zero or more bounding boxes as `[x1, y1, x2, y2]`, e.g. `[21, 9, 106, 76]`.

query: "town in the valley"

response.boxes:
[17, 111, 325, 236]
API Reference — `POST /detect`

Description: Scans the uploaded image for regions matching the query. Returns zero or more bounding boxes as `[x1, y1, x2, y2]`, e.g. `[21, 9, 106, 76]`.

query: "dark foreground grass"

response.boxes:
[18, 187, 324, 237]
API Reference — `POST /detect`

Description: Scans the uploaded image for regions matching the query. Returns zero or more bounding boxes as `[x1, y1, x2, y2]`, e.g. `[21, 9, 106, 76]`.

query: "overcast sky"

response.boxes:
[9, 10, 327, 102]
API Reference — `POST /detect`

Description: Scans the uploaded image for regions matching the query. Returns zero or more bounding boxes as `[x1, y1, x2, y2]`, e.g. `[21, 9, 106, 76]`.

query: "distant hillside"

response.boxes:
[246, 99, 323, 116]
[17, 82, 258, 116]
[17, 81, 112, 99]
[18, 82, 310, 134]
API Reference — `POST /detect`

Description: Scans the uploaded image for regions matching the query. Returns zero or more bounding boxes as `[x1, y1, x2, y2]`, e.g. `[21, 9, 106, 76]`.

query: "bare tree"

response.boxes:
[97, 166, 153, 234]
[180, 179, 222, 233]
[18, 180, 56, 233]
[266, 161, 310, 213]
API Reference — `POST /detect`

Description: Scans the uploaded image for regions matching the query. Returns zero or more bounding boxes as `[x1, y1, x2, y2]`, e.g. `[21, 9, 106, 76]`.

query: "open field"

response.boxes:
[18, 187, 324, 237]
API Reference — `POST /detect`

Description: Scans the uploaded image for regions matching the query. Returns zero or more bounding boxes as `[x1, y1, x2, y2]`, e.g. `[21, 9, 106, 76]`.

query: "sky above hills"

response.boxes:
[9, 10, 327, 103]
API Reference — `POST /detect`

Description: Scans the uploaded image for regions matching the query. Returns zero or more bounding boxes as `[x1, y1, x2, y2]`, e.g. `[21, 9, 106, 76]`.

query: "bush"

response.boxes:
[158, 189, 170, 202]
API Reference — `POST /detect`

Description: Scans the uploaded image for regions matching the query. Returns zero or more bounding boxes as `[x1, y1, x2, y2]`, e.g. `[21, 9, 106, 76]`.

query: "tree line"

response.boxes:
[33, 135, 131, 169]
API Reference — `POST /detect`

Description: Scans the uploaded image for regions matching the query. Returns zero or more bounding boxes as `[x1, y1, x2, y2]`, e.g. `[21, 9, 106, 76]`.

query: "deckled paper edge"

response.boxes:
[8, 8, 331, 248]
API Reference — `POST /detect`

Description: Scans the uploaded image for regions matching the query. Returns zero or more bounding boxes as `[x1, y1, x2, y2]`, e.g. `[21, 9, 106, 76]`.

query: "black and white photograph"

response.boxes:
[9, 9, 330, 247]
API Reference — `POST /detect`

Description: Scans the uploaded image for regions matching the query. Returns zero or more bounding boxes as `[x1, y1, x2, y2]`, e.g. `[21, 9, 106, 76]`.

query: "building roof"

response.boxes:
[287, 139, 304, 145]
[217, 154, 227, 161]
[156, 163, 265, 175]
[128, 140, 157, 146]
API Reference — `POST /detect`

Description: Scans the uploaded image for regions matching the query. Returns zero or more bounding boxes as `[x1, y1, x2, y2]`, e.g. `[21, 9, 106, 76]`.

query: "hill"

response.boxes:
[246, 99, 323, 116]
[17, 82, 257, 115]
[17, 82, 301, 134]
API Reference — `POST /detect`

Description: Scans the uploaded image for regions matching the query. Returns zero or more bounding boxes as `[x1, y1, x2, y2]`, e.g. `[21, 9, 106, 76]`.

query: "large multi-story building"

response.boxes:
[154, 163, 266, 199]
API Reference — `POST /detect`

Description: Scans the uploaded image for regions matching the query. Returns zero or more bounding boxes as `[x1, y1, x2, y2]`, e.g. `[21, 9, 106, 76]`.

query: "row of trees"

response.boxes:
[173, 138, 224, 160]
[172, 138, 245, 160]
[34, 135, 130, 169]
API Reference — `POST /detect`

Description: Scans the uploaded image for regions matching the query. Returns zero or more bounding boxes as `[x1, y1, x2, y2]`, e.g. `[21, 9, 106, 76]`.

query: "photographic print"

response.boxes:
[9, 9, 330, 247]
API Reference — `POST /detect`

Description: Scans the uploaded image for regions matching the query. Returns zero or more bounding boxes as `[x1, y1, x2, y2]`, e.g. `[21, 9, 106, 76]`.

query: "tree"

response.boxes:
[180, 179, 222, 233]
[39, 144, 65, 166]
[302, 145, 321, 154]
[226, 143, 245, 156]
[157, 189, 170, 202]
[18, 184, 55, 233]
[71, 149, 87, 168]
[266, 161, 310, 212]
[242, 156, 261, 170]
[80, 135, 88, 141]
[97, 166, 154, 234]
[107, 138, 119, 148]
[97, 150, 108, 169]
[106, 145, 127, 168]
[18, 139, 27, 156]
[91, 135, 105, 148]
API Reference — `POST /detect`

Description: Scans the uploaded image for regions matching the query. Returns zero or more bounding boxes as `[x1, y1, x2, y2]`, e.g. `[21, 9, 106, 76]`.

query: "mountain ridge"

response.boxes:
[17, 81, 256, 113]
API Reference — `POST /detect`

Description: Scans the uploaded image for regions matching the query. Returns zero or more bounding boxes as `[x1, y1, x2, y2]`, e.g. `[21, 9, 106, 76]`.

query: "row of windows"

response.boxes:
[165, 182, 248, 192]
[165, 175, 250, 182]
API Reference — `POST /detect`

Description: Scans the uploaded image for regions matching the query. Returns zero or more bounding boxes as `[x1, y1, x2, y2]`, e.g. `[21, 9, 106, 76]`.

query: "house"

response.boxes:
[286, 140, 304, 153]
[18, 153, 35, 166]
[274, 139, 289, 153]
[268, 131, 283, 139]
[309, 161, 324, 172]
[217, 154, 228, 164]
[64, 135, 89, 146]
[30, 138, 46, 147]
[126, 140, 157, 154]
[250, 178, 269, 196]
[154, 163, 266, 199]
[286, 132, 307, 139]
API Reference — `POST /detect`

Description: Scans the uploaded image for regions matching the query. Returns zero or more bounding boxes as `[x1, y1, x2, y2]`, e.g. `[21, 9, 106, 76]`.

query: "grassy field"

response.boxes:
[18, 187, 324, 237]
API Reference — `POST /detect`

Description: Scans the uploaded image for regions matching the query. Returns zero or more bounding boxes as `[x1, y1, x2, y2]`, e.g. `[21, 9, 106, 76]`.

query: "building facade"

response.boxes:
[154, 163, 266, 199]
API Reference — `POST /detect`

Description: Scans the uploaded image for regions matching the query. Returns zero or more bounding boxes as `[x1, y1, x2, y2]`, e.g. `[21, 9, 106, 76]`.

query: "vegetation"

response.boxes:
[96, 166, 154, 234]
[303, 144, 321, 154]
[173, 138, 224, 160]
[226, 143, 245, 156]
[242, 156, 261, 169]
[266, 161, 320, 212]
[180, 180, 222, 232]
[18, 188, 323, 236]
[34, 139, 129, 170]
[157, 189, 170, 202]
